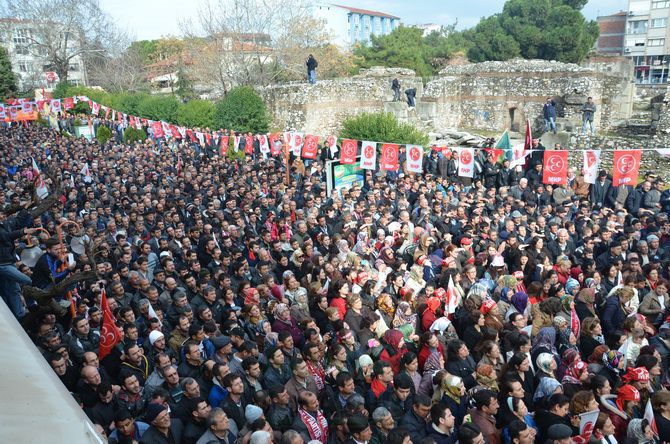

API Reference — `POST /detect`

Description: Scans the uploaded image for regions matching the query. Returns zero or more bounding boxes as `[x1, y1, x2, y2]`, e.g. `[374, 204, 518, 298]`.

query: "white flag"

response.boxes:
[583, 149, 601, 184]
[291, 132, 304, 156]
[655, 148, 670, 159]
[258, 135, 270, 153]
[233, 136, 241, 152]
[445, 275, 460, 314]
[31, 157, 49, 198]
[50, 99, 62, 113]
[80, 163, 92, 183]
[509, 142, 530, 168]
[360, 141, 377, 170]
[457, 147, 475, 178]
[406, 145, 424, 173]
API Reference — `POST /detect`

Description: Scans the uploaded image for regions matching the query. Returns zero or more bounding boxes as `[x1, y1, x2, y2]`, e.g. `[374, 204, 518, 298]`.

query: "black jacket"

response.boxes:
[0, 209, 30, 264]
[139, 420, 183, 444]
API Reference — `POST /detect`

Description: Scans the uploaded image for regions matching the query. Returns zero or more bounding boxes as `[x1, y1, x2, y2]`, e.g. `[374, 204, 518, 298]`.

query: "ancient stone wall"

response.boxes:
[256, 67, 423, 135]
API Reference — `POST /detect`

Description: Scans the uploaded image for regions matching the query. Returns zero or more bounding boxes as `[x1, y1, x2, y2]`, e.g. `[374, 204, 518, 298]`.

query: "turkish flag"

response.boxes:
[582, 150, 601, 184]
[205, 133, 211, 146]
[151, 121, 164, 139]
[187, 129, 196, 143]
[612, 150, 641, 186]
[62, 97, 74, 110]
[360, 141, 377, 170]
[380, 144, 399, 171]
[170, 125, 180, 139]
[406, 145, 424, 173]
[340, 139, 358, 164]
[219, 135, 229, 156]
[458, 148, 474, 178]
[542, 150, 569, 185]
[445, 275, 460, 315]
[98, 288, 122, 360]
[258, 135, 270, 153]
[302, 134, 319, 159]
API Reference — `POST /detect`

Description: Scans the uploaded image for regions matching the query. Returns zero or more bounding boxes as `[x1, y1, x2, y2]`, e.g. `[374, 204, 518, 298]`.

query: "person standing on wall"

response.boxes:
[392, 78, 401, 102]
[306, 54, 318, 85]
[406, 88, 417, 108]
[543, 97, 557, 134]
[581, 96, 597, 135]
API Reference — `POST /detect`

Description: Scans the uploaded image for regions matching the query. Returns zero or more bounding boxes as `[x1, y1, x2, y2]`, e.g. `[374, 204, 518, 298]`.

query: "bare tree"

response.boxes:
[87, 46, 148, 93]
[0, 0, 123, 83]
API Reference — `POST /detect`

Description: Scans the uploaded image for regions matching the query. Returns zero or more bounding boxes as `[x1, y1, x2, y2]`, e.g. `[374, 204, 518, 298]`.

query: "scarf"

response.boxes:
[306, 360, 325, 392]
[298, 408, 328, 443]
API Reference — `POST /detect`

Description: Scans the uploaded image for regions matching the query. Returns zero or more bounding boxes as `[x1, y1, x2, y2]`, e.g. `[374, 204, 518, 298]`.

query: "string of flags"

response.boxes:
[4, 97, 670, 186]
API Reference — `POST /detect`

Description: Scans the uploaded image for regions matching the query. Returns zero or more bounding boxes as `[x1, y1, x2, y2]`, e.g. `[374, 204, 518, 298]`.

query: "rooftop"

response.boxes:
[331, 4, 400, 19]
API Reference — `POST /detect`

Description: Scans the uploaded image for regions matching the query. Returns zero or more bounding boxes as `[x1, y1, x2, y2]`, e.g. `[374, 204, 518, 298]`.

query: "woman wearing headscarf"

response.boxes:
[561, 360, 589, 397]
[257, 319, 278, 351]
[438, 374, 469, 426]
[505, 291, 529, 323]
[336, 239, 351, 263]
[378, 329, 408, 375]
[289, 288, 311, 324]
[557, 348, 580, 382]
[375, 292, 395, 327]
[599, 350, 626, 390]
[353, 231, 373, 259]
[531, 327, 559, 366]
[554, 316, 578, 357]
[601, 384, 641, 443]
[271, 302, 303, 347]
[480, 298, 504, 332]
[533, 376, 563, 407]
[627, 418, 656, 444]
[535, 352, 558, 387]
[418, 352, 445, 397]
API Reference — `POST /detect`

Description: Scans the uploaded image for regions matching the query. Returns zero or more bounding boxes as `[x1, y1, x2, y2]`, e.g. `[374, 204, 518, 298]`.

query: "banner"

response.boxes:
[573, 410, 599, 444]
[380, 143, 399, 171]
[50, 99, 62, 114]
[458, 147, 474, 178]
[340, 139, 358, 164]
[360, 141, 377, 170]
[219, 135, 229, 156]
[325, 135, 338, 156]
[291, 132, 304, 156]
[233, 135, 241, 152]
[270, 133, 282, 156]
[406, 145, 424, 173]
[302, 134, 319, 159]
[162, 121, 172, 138]
[0, 104, 5, 118]
[258, 135, 270, 154]
[612, 150, 641, 187]
[542, 150, 568, 185]
[245, 135, 253, 155]
[151, 121, 164, 139]
[583, 149, 601, 184]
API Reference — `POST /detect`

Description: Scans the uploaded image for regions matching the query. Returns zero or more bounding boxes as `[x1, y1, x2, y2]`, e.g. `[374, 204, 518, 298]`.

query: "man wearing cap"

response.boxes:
[346, 413, 372, 444]
[31, 236, 75, 290]
[545, 423, 572, 444]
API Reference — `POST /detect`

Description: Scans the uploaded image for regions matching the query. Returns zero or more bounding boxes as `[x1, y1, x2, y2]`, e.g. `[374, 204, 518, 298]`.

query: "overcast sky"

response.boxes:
[102, 0, 630, 41]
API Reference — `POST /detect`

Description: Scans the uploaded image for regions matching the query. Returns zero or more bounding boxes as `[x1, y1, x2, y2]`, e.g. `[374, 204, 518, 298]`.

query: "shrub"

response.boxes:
[213, 86, 269, 134]
[136, 95, 180, 122]
[73, 118, 83, 126]
[124, 127, 147, 143]
[95, 125, 112, 144]
[176, 99, 215, 128]
[339, 111, 429, 146]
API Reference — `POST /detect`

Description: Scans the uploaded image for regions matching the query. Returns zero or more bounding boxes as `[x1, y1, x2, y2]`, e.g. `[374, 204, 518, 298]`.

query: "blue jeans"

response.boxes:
[544, 117, 556, 133]
[0, 263, 31, 319]
[308, 69, 316, 84]
[582, 119, 595, 134]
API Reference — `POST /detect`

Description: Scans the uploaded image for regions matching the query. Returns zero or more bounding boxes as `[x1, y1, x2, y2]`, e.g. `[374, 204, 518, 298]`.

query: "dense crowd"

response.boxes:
[2, 119, 670, 444]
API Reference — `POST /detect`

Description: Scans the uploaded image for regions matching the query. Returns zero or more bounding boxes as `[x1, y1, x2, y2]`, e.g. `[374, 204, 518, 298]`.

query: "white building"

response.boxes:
[623, 0, 670, 83]
[0, 18, 88, 92]
[312, 3, 401, 47]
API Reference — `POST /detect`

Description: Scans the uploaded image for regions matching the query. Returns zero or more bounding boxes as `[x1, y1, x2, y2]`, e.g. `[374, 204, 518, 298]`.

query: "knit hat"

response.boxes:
[480, 299, 497, 315]
[245, 405, 264, 423]
[148, 330, 164, 346]
[145, 403, 168, 423]
[358, 354, 373, 368]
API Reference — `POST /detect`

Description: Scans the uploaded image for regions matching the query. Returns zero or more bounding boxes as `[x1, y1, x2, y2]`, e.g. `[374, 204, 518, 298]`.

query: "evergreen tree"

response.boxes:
[0, 47, 18, 99]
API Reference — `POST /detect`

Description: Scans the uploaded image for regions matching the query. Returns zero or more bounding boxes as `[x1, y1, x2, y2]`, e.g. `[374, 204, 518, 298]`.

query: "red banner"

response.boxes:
[151, 121, 164, 139]
[98, 288, 122, 360]
[170, 125, 180, 139]
[245, 135, 253, 155]
[542, 150, 568, 185]
[62, 97, 74, 111]
[269, 133, 281, 156]
[380, 143, 399, 171]
[219, 135, 229, 156]
[612, 150, 641, 186]
[340, 139, 358, 164]
[302, 134, 319, 159]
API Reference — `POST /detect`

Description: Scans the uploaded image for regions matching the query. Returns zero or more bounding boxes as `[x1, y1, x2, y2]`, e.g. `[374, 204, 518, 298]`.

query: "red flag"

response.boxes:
[245, 135, 254, 155]
[99, 288, 122, 360]
[380, 143, 399, 171]
[524, 119, 532, 152]
[484, 148, 503, 163]
[170, 125, 180, 139]
[62, 97, 74, 111]
[151, 121, 164, 138]
[612, 150, 642, 187]
[340, 139, 358, 164]
[205, 133, 212, 146]
[176, 152, 182, 176]
[186, 129, 196, 143]
[302, 134, 319, 159]
[219, 135, 229, 156]
[542, 150, 568, 186]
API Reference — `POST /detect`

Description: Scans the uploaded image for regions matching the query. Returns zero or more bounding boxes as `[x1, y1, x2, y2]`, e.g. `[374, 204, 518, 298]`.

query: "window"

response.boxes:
[628, 20, 648, 34]
[653, 1, 670, 8]
[648, 38, 665, 46]
[69, 63, 79, 72]
[652, 18, 668, 28]
[18, 62, 28, 72]
[13, 28, 30, 44]
[14, 45, 29, 55]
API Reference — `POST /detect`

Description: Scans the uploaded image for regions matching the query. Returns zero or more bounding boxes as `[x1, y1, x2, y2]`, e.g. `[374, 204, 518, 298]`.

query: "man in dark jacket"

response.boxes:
[0, 208, 35, 318]
[399, 394, 431, 444]
[543, 98, 557, 134]
[427, 403, 456, 444]
[379, 374, 413, 422]
[601, 288, 632, 338]
[141, 403, 183, 444]
[306, 54, 318, 84]
[31, 237, 73, 289]
[590, 171, 611, 209]
[392, 78, 401, 101]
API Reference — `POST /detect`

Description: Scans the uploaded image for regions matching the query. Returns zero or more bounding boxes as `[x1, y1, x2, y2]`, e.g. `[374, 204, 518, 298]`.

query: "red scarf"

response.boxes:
[298, 408, 328, 443]
[371, 378, 388, 398]
[306, 360, 325, 392]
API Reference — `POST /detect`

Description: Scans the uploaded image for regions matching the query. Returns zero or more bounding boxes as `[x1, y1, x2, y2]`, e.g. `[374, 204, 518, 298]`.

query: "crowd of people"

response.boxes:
[2, 118, 670, 444]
